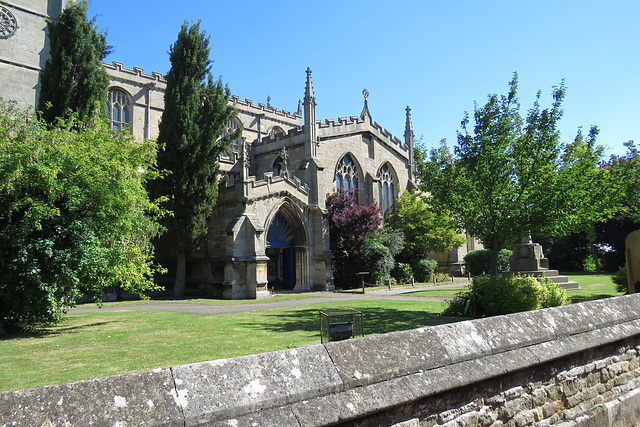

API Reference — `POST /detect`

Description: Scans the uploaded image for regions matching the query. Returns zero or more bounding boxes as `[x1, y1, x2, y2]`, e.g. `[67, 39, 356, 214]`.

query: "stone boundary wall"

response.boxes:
[3, 294, 640, 426]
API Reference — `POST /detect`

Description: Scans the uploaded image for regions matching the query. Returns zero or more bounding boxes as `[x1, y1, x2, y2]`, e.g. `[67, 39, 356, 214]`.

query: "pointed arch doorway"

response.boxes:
[265, 206, 308, 291]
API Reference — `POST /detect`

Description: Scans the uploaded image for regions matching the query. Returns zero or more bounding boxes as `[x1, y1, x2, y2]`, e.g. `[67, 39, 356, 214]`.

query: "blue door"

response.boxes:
[267, 213, 296, 290]
[282, 248, 295, 290]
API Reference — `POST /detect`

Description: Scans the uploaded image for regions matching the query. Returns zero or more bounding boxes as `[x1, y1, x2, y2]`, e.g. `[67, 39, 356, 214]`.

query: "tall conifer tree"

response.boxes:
[151, 21, 238, 297]
[38, 1, 110, 124]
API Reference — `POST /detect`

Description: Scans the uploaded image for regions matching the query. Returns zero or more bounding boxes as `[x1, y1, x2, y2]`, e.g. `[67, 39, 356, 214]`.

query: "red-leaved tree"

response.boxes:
[326, 190, 382, 287]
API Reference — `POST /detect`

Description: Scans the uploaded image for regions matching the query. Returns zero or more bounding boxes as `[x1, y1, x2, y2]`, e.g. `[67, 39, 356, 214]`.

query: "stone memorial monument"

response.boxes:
[506, 236, 579, 290]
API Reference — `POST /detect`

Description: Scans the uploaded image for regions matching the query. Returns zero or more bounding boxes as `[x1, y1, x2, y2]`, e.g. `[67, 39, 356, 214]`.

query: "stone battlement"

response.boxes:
[230, 95, 302, 122]
[244, 172, 310, 204]
[104, 61, 165, 83]
[317, 115, 408, 155]
[258, 126, 305, 144]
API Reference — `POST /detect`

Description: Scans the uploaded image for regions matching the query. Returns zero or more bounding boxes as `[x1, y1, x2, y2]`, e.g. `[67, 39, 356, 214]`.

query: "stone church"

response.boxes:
[0, 0, 479, 299]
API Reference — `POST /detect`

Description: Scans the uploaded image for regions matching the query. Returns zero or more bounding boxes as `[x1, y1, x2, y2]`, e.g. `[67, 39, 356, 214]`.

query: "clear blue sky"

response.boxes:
[88, 1, 639, 157]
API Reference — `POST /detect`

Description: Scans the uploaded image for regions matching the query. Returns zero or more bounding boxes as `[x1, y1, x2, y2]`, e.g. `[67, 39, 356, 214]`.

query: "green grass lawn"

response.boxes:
[400, 285, 467, 299]
[1, 272, 623, 393]
[565, 272, 624, 303]
[0, 299, 458, 393]
[74, 293, 317, 308]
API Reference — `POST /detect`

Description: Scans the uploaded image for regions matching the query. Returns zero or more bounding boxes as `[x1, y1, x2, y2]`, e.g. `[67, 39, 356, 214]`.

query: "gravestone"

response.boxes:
[625, 230, 640, 293]
[505, 237, 579, 290]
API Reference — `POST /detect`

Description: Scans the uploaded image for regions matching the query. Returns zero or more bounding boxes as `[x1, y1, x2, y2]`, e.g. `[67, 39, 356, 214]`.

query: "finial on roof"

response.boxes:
[404, 106, 413, 139]
[360, 88, 372, 121]
[297, 99, 302, 115]
[267, 95, 271, 108]
[304, 67, 314, 102]
[405, 106, 416, 180]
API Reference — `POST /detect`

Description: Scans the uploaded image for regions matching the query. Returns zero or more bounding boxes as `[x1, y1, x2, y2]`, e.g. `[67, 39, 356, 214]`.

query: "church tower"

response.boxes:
[0, 1, 74, 109]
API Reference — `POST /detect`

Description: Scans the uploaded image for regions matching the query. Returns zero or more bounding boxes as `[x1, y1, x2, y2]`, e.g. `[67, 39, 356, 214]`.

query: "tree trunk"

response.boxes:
[591, 244, 601, 273]
[174, 251, 186, 298]
[490, 242, 500, 277]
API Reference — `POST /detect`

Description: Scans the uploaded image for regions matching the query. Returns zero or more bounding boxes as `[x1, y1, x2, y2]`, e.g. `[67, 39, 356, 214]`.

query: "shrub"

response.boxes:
[392, 263, 413, 284]
[434, 272, 451, 283]
[411, 258, 438, 282]
[443, 274, 569, 318]
[363, 236, 394, 284]
[542, 280, 570, 307]
[583, 254, 597, 272]
[463, 249, 512, 276]
[611, 264, 637, 294]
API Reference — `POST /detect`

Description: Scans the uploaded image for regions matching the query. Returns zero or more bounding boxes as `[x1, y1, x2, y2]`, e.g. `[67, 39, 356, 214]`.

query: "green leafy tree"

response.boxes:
[0, 100, 164, 331]
[386, 191, 465, 262]
[608, 141, 640, 221]
[418, 74, 613, 276]
[362, 228, 404, 284]
[38, 1, 110, 124]
[149, 22, 239, 297]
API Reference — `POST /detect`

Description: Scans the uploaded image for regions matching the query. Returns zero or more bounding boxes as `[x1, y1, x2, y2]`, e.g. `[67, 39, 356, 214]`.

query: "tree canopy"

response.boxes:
[418, 74, 613, 276]
[0, 100, 164, 331]
[607, 141, 640, 222]
[326, 190, 383, 286]
[38, 0, 110, 124]
[386, 191, 465, 262]
[149, 21, 239, 297]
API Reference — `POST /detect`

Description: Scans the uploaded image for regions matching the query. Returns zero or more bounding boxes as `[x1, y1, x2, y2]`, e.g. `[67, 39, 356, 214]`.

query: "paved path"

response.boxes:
[70, 283, 464, 316]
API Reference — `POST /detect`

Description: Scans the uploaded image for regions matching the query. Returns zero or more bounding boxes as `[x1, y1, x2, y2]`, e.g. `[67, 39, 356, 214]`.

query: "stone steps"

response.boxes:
[504, 270, 581, 290]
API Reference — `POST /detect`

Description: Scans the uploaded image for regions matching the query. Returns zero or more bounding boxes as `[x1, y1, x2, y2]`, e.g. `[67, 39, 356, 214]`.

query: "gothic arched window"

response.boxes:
[269, 126, 284, 138]
[273, 156, 285, 176]
[378, 163, 396, 214]
[107, 89, 131, 132]
[335, 155, 359, 195]
[221, 119, 241, 159]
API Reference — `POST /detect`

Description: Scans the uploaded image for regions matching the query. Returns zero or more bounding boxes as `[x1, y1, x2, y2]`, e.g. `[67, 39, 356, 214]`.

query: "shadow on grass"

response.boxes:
[239, 307, 469, 337]
[569, 294, 619, 304]
[0, 320, 119, 340]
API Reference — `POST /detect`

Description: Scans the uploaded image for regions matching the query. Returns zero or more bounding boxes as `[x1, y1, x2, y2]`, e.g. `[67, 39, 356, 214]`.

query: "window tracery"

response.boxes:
[378, 163, 396, 214]
[335, 155, 359, 194]
[269, 126, 284, 138]
[221, 119, 241, 159]
[107, 89, 131, 132]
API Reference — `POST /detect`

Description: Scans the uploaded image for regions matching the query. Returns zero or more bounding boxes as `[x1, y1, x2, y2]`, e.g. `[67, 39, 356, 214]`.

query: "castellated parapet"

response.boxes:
[230, 95, 301, 124]
[104, 61, 166, 85]
[315, 115, 409, 159]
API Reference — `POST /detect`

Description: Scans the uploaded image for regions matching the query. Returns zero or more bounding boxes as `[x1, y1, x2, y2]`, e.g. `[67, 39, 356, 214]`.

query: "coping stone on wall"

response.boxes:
[431, 320, 493, 363]
[0, 368, 183, 427]
[171, 344, 342, 425]
[606, 387, 640, 427]
[289, 375, 417, 426]
[472, 309, 558, 352]
[323, 326, 449, 388]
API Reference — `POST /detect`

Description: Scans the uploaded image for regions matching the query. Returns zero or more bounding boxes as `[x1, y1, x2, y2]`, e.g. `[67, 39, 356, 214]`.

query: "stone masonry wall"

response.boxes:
[2, 294, 640, 426]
